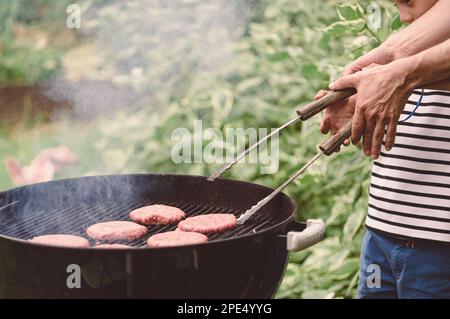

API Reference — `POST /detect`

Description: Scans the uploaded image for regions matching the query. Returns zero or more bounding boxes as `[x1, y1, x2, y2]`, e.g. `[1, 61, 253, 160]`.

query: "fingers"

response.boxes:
[331, 136, 350, 154]
[334, 138, 351, 153]
[370, 119, 388, 159]
[343, 65, 359, 76]
[351, 106, 365, 144]
[316, 89, 355, 145]
[315, 90, 328, 100]
[363, 119, 375, 157]
[317, 90, 331, 134]
[362, 63, 380, 71]
[318, 89, 330, 135]
[329, 73, 358, 91]
[385, 117, 399, 151]
[320, 117, 331, 134]
[343, 57, 366, 76]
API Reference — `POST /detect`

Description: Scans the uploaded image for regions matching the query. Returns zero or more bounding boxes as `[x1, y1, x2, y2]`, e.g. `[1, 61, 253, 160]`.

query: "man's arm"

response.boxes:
[383, 0, 450, 59]
[319, 1, 450, 147]
[402, 38, 450, 88]
[423, 79, 450, 91]
[344, 0, 450, 75]
[329, 39, 450, 159]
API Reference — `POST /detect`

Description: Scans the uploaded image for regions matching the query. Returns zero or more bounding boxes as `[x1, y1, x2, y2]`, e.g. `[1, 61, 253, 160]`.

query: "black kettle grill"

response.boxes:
[0, 174, 325, 298]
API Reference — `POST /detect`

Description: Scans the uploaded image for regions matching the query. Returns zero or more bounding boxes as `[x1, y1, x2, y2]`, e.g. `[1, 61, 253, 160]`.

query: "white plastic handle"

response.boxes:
[287, 219, 326, 252]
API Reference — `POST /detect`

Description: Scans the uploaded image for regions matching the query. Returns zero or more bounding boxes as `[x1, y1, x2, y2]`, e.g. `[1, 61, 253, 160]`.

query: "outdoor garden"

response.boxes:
[0, 0, 403, 298]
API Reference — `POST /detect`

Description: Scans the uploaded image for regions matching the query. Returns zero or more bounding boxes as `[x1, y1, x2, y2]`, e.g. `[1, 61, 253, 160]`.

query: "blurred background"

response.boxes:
[0, 0, 402, 298]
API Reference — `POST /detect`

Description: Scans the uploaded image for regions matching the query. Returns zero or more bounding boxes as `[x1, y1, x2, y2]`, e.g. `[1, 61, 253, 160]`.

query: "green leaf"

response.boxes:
[323, 21, 348, 37]
[390, 15, 403, 31]
[266, 51, 290, 62]
[343, 210, 365, 240]
[329, 258, 360, 280]
[301, 289, 334, 299]
[301, 63, 320, 79]
[345, 271, 360, 297]
[336, 4, 363, 21]
[323, 19, 366, 37]
[236, 77, 264, 93]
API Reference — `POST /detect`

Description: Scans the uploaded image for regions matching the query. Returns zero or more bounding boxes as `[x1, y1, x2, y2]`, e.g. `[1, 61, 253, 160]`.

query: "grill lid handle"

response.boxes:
[287, 219, 325, 252]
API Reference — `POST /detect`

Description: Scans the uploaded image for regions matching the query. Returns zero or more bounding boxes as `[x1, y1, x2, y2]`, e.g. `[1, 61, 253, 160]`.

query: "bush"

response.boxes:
[86, 0, 402, 298]
[0, 0, 74, 84]
[1, 0, 402, 298]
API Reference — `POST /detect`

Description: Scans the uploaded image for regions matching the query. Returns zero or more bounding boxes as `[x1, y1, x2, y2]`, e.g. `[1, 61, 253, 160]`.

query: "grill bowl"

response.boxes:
[0, 174, 301, 298]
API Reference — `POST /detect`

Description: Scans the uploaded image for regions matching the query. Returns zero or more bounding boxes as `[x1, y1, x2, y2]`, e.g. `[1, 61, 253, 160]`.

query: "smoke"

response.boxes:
[18, 0, 255, 206]
[46, 0, 253, 118]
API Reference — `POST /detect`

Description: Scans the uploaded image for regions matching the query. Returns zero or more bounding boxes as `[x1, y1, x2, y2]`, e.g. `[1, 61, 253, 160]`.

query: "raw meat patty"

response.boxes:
[95, 244, 131, 249]
[30, 234, 89, 248]
[147, 231, 208, 248]
[130, 204, 186, 225]
[87, 221, 147, 241]
[177, 214, 237, 234]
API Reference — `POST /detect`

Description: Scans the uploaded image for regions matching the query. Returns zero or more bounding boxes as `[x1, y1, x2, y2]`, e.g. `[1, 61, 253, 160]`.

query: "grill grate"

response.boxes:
[0, 200, 274, 247]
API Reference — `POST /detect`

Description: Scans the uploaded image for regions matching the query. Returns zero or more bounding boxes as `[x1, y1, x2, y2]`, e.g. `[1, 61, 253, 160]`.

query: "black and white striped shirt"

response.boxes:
[366, 89, 450, 243]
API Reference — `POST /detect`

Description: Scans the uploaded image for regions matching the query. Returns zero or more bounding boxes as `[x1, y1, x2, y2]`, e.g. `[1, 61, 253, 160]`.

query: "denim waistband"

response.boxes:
[366, 226, 450, 248]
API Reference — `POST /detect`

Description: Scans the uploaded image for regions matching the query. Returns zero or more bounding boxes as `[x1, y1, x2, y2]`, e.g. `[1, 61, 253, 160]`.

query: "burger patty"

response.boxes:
[29, 234, 90, 248]
[130, 204, 186, 225]
[94, 243, 131, 249]
[177, 214, 237, 234]
[86, 221, 147, 241]
[147, 231, 208, 247]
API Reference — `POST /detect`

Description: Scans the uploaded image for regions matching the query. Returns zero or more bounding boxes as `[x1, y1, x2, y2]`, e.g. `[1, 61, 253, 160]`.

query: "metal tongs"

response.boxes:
[208, 88, 357, 224]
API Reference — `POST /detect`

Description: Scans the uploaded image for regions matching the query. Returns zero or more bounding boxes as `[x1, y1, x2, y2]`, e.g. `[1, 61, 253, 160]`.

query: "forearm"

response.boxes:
[423, 78, 450, 91]
[397, 39, 450, 89]
[382, 0, 450, 58]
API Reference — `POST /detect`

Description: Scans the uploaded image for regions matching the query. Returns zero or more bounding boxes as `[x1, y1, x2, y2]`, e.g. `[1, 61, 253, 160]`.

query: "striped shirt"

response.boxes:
[366, 89, 450, 243]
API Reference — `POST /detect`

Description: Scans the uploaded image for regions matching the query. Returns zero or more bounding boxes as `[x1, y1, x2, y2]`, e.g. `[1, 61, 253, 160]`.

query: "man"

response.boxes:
[317, 0, 450, 298]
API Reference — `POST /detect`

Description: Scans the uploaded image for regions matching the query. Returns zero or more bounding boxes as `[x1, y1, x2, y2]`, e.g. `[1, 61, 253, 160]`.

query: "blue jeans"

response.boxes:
[358, 228, 450, 299]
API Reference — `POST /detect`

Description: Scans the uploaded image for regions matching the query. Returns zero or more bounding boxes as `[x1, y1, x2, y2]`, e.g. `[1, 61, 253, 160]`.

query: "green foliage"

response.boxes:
[85, 0, 402, 298]
[0, 0, 403, 298]
[0, 0, 72, 84]
[0, 44, 60, 84]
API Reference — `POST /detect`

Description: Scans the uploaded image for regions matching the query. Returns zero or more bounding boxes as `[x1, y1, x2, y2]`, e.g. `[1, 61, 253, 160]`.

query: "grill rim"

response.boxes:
[0, 173, 297, 251]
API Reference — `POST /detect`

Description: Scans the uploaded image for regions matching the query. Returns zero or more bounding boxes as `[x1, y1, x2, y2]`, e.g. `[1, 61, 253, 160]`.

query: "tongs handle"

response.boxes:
[238, 118, 354, 225]
[319, 119, 353, 156]
[296, 88, 356, 120]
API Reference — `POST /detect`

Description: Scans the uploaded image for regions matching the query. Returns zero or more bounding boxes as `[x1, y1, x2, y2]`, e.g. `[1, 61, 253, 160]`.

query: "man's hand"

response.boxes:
[318, 0, 450, 159]
[315, 46, 401, 154]
[329, 63, 412, 159]
[342, 45, 403, 76]
[317, 64, 384, 153]
[316, 90, 355, 152]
